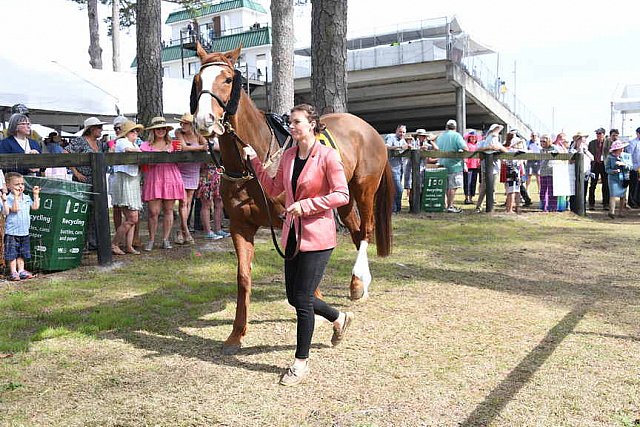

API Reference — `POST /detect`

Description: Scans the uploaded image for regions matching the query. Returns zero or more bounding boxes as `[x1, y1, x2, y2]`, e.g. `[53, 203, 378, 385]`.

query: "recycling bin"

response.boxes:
[421, 167, 447, 212]
[25, 176, 92, 271]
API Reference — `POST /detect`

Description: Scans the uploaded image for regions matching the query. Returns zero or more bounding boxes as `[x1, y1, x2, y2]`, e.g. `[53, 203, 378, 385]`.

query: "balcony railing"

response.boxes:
[165, 22, 270, 48]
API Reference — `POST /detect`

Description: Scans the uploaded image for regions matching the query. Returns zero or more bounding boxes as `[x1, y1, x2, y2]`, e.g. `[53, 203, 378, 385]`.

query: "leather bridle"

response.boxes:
[193, 59, 300, 259]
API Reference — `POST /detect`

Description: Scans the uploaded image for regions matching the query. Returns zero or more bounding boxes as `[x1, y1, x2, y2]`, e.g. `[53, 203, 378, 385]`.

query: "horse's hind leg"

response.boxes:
[338, 183, 375, 301]
[222, 225, 256, 355]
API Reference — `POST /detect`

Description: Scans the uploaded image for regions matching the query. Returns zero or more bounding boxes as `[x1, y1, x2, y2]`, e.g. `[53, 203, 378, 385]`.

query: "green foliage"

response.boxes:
[2, 382, 23, 392]
[70, 0, 209, 34]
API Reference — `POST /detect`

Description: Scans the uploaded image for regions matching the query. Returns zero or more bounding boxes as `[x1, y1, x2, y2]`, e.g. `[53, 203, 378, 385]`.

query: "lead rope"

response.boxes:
[244, 154, 301, 260]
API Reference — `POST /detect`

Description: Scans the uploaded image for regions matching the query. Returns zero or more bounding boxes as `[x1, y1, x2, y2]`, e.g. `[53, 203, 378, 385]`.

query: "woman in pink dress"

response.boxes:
[140, 117, 184, 251]
[174, 113, 207, 245]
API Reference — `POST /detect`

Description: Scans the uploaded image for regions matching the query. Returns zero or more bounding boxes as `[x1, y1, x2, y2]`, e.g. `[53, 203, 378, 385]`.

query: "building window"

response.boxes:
[188, 62, 200, 76]
[162, 67, 169, 77]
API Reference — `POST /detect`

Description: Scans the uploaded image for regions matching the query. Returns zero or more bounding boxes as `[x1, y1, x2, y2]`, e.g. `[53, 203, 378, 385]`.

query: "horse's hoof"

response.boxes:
[350, 278, 365, 300]
[222, 343, 241, 355]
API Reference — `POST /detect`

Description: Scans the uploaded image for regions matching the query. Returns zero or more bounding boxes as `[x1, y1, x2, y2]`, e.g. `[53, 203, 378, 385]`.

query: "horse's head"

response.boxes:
[191, 43, 243, 136]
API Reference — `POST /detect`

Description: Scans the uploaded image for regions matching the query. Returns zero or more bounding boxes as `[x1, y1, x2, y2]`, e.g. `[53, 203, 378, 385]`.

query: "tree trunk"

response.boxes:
[310, 0, 347, 114]
[87, 0, 103, 69]
[112, 0, 121, 72]
[136, 0, 163, 130]
[270, 0, 295, 115]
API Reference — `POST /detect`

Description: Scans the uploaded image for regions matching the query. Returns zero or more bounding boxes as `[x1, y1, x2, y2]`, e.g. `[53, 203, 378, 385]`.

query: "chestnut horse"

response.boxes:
[191, 45, 393, 354]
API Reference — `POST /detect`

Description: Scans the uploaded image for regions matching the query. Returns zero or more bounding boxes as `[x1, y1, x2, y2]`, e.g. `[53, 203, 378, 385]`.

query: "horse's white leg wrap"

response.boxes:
[352, 241, 372, 297]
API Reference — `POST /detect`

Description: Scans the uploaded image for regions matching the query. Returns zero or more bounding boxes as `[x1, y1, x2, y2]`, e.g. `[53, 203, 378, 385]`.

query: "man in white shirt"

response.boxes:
[385, 124, 410, 213]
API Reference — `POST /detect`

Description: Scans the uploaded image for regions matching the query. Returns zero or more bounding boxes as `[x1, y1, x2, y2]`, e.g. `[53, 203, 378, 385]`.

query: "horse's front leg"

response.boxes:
[222, 224, 256, 355]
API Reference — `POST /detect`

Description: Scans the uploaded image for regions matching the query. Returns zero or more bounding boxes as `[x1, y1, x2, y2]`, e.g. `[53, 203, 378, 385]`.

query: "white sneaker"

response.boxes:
[279, 361, 310, 386]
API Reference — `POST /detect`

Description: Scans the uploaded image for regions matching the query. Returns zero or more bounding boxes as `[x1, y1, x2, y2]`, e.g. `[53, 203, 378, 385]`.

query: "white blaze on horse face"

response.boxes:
[195, 65, 225, 132]
[352, 240, 372, 297]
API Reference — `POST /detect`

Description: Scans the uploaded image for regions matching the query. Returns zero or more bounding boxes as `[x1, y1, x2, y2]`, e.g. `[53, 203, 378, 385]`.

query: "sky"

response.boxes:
[2, 0, 639, 137]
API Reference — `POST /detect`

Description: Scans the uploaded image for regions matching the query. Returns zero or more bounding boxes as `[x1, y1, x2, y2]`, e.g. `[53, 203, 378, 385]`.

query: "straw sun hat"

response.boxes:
[178, 113, 194, 124]
[81, 117, 107, 134]
[117, 120, 144, 139]
[145, 116, 173, 131]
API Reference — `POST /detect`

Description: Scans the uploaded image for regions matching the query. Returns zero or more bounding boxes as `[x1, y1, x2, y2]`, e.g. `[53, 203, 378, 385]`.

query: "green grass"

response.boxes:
[0, 246, 285, 354]
[1, 210, 639, 426]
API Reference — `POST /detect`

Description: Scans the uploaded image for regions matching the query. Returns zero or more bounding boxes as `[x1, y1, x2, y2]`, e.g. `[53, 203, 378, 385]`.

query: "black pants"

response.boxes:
[588, 162, 609, 207]
[284, 248, 339, 359]
[628, 170, 639, 208]
[463, 169, 479, 198]
[570, 180, 589, 214]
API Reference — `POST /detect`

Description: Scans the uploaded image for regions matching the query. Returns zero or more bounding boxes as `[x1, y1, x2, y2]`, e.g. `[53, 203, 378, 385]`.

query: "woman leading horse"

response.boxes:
[191, 44, 393, 355]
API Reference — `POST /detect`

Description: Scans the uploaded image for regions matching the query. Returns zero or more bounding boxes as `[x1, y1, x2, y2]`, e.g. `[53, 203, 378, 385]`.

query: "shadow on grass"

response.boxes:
[460, 299, 594, 427]
[117, 328, 329, 375]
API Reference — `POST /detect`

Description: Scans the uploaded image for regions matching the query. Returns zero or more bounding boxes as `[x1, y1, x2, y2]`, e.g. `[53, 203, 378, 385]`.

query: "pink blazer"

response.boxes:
[251, 142, 349, 252]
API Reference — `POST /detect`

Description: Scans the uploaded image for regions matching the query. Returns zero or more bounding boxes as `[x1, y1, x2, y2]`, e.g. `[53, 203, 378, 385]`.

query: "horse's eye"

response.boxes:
[225, 77, 233, 84]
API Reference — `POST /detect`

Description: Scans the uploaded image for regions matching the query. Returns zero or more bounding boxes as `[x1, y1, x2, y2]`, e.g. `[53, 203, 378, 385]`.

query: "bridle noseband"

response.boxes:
[192, 60, 253, 182]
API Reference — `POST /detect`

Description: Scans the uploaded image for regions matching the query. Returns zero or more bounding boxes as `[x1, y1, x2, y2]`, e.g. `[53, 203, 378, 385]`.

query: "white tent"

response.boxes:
[0, 53, 192, 132]
[612, 83, 640, 114]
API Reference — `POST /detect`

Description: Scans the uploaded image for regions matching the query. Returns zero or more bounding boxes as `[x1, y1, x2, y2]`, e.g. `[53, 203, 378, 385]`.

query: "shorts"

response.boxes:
[4, 234, 31, 261]
[447, 172, 463, 189]
[506, 180, 521, 194]
[526, 160, 540, 176]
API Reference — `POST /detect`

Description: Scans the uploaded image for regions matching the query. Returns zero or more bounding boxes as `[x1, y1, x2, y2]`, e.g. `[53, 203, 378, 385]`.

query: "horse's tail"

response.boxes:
[374, 162, 394, 257]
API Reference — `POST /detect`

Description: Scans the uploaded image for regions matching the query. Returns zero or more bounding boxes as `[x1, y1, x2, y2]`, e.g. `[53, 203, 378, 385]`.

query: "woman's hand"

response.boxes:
[74, 172, 88, 182]
[243, 146, 257, 160]
[286, 201, 303, 217]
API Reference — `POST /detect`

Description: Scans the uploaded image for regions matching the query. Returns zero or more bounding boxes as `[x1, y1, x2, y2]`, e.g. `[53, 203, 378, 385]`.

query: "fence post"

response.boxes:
[574, 152, 586, 216]
[90, 152, 112, 266]
[411, 149, 421, 213]
[484, 152, 495, 212]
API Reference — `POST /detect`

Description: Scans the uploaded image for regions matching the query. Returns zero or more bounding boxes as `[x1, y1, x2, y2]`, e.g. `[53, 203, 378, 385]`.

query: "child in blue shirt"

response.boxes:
[2, 172, 40, 281]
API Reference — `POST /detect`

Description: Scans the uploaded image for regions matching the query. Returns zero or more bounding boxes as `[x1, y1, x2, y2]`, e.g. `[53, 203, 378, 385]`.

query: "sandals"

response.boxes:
[125, 248, 141, 255]
[174, 231, 185, 245]
[18, 270, 34, 280]
[8, 272, 20, 281]
[112, 245, 126, 255]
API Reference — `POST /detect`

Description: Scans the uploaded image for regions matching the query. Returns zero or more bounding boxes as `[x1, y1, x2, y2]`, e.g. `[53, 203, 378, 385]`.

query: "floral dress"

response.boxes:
[195, 163, 222, 201]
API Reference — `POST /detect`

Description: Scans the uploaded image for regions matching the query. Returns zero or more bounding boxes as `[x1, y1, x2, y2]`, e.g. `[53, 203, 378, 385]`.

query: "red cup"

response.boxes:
[172, 140, 181, 151]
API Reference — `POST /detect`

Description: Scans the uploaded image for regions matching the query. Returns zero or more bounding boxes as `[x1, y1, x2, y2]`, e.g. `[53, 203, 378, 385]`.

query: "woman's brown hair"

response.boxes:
[290, 104, 326, 135]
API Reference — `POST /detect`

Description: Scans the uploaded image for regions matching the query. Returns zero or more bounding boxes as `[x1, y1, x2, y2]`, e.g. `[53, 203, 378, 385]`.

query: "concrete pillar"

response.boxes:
[456, 85, 466, 135]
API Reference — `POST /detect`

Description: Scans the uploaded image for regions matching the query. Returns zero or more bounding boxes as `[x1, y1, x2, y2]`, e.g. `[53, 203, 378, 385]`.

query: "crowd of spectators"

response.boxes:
[385, 119, 640, 217]
[0, 104, 229, 279]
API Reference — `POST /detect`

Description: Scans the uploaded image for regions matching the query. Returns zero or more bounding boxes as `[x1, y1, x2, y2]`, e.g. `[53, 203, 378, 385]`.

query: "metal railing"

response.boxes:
[165, 22, 270, 48]
[295, 16, 550, 134]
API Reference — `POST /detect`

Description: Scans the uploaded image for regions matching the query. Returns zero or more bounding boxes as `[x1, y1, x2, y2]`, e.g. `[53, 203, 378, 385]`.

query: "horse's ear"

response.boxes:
[224, 44, 243, 65]
[196, 42, 208, 61]
[190, 74, 200, 115]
